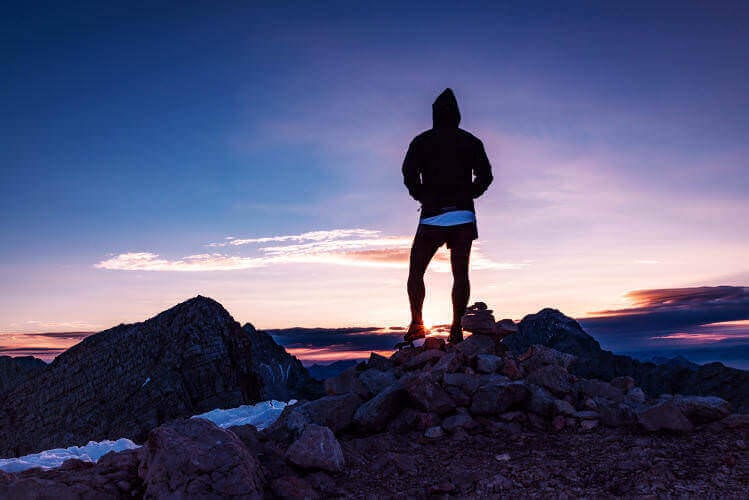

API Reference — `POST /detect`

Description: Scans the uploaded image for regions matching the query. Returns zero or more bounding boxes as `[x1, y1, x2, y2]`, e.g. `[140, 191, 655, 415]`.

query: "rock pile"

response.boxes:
[2, 328, 747, 498]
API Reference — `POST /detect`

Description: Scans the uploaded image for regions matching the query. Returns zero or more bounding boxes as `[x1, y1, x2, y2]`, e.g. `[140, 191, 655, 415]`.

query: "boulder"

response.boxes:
[286, 424, 345, 473]
[670, 395, 732, 424]
[610, 376, 636, 392]
[368, 353, 392, 372]
[424, 426, 444, 439]
[138, 418, 265, 498]
[596, 400, 638, 427]
[423, 337, 446, 351]
[455, 334, 496, 357]
[526, 365, 575, 395]
[553, 399, 576, 416]
[441, 411, 477, 433]
[521, 345, 577, 372]
[574, 379, 625, 402]
[358, 369, 396, 396]
[637, 401, 694, 432]
[443, 372, 480, 395]
[476, 354, 503, 374]
[268, 393, 362, 438]
[403, 374, 455, 415]
[403, 349, 445, 370]
[431, 352, 465, 374]
[324, 367, 369, 398]
[470, 383, 528, 415]
[501, 358, 523, 380]
[461, 302, 497, 335]
[526, 384, 556, 418]
[353, 382, 407, 432]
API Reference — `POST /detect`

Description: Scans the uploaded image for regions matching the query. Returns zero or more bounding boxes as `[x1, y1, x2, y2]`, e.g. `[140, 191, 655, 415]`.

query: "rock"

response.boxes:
[526, 364, 575, 395]
[268, 393, 362, 438]
[670, 395, 732, 424]
[611, 376, 636, 392]
[424, 426, 444, 439]
[403, 373, 455, 415]
[637, 401, 694, 432]
[431, 352, 464, 374]
[441, 411, 477, 433]
[574, 379, 625, 402]
[368, 352, 392, 372]
[353, 382, 407, 432]
[501, 358, 523, 379]
[455, 334, 496, 357]
[627, 387, 647, 404]
[444, 385, 472, 406]
[596, 400, 638, 427]
[526, 384, 556, 417]
[476, 354, 504, 374]
[358, 369, 396, 396]
[138, 418, 265, 498]
[325, 366, 369, 398]
[470, 383, 528, 415]
[461, 302, 497, 334]
[496, 319, 518, 337]
[443, 372, 480, 395]
[580, 419, 599, 431]
[521, 345, 577, 372]
[286, 424, 345, 473]
[573, 410, 600, 420]
[423, 337, 446, 350]
[243, 323, 323, 401]
[0, 356, 46, 395]
[553, 399, 576, 416]
[403, 349, 445, 370]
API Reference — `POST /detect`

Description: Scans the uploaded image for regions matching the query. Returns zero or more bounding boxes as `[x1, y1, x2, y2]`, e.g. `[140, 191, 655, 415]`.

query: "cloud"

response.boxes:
[579, 286, 749, 351]
[96, 228, 523, 272]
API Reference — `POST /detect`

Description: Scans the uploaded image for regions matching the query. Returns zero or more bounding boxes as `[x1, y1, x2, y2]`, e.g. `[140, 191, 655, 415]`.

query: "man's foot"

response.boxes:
[448, 325, 464, 344]
[404, 322, 428, 342]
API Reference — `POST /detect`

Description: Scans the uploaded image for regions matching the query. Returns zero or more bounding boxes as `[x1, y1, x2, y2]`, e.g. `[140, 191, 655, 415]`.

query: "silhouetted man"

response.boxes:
[402, 88, 493, 344]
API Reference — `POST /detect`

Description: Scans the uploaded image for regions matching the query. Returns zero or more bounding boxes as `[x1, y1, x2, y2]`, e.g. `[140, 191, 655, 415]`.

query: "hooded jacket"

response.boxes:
[402, 88, 493, 220]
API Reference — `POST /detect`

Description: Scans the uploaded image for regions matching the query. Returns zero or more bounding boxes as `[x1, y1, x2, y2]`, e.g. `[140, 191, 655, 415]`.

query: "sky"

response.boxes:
[2, 2, 748, 361]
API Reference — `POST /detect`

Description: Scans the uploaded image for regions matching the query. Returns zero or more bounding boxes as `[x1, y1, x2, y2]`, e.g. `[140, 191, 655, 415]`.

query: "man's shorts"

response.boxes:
[413, 221, 478, 252]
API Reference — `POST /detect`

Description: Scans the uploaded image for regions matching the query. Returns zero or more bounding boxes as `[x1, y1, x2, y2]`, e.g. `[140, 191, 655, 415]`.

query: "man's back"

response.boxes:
[402, 89, 493, 218]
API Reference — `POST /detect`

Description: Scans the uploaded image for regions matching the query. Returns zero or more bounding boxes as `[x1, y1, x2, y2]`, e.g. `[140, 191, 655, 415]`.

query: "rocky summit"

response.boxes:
[2, 311, 747, 498]
[0, 296, 321, 457]
[507, 308, 749, 413]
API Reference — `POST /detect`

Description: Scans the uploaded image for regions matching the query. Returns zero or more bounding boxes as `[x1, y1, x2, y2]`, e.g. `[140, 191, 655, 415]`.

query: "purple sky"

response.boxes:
[1, 2, 748, 359]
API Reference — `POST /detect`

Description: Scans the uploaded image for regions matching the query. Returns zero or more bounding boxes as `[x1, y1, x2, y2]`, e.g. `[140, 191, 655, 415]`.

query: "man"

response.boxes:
[402, 88, 494, 344]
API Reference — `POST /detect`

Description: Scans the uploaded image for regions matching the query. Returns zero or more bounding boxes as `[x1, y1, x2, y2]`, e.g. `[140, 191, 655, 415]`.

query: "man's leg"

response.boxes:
[450, 238, 472, 331]
[407, 227, 442, 326]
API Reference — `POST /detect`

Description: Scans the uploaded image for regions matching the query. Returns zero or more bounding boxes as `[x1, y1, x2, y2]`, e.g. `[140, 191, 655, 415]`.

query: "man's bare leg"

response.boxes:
[449, 240, 472, 342]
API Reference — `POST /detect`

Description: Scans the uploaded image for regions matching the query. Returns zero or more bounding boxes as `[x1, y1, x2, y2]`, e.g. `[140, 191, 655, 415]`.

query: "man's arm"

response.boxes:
[402, 139, 423, 201]
[471, 140, 493, 199]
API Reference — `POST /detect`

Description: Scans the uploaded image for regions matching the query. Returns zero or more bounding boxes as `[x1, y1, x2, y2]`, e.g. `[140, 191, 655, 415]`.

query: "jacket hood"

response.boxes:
[432, 88, 461, 128]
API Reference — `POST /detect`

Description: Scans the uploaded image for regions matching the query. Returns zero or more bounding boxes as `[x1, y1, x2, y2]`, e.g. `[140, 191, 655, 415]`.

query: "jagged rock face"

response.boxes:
[243, 324, 323, 401]
[506, 308, 602, 356]
[0, 296, 283, 457]
[0, 356, 46, 396]
[506, 308, 749, 413]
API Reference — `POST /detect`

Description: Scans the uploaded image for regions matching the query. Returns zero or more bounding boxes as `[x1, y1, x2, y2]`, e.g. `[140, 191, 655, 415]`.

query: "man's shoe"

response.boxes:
[448, 325, 464, 344]
[404, 322, 428, 342]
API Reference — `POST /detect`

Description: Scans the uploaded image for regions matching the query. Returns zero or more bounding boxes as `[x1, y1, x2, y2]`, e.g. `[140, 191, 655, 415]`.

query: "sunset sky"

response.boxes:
[2, 3, 748, 361]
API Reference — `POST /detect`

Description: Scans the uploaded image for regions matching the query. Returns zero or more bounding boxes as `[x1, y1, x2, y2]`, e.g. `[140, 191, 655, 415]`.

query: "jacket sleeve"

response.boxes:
[471, 140, 493, 199]
[402, 139, 424, 202]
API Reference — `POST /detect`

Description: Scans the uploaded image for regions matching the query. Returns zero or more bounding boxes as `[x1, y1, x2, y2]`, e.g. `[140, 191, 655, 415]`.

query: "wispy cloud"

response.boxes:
[96, 228, 523, 272]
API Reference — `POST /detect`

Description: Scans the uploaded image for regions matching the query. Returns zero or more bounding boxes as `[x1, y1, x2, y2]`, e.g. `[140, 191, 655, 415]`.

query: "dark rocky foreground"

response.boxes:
[0, 296, 321, 457]
[3, 333, 747, 498]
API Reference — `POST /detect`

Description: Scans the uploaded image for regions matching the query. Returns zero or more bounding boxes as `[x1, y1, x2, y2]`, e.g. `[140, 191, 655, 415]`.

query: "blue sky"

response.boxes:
[1, 2, 748, 358]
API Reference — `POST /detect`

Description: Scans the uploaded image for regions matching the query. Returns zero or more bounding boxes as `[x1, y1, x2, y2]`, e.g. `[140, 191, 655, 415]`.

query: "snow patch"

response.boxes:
[0, 438, 139, 473]
[0, 399, 293, 473]
[192, 399, 294, 430]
